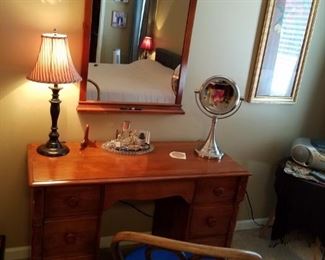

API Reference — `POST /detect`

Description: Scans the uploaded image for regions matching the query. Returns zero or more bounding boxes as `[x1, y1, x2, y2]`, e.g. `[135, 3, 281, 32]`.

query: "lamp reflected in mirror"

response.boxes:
[247, 0, 319, 104]
[140, 36, 153, 59]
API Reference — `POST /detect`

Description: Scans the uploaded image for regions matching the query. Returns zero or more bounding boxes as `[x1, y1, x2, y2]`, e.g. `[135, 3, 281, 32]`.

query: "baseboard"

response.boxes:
[5, 218, 267, 260]
[4, 246, 30, 260]
[235, 218, 268, 231]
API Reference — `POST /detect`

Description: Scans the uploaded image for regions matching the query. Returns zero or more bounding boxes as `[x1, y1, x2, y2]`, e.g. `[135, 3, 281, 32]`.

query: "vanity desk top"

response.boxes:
[28, 141, 249, 186]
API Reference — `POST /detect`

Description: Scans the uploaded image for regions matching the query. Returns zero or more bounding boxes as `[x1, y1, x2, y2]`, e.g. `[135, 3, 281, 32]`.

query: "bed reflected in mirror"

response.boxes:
[87, 48, 181, 104]
[78, 0, 197, 113]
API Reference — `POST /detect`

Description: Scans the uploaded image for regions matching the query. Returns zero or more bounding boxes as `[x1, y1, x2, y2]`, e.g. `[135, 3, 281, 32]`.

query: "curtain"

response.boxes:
[89, 0, 101, 62]
[128, 0, 157, 62]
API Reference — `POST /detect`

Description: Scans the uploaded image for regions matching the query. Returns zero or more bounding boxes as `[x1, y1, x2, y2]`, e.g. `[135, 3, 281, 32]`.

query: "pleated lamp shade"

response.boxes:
[27, 33, 82, 84]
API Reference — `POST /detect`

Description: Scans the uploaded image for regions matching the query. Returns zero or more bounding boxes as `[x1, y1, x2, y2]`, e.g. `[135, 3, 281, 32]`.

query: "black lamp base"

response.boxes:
[37, 83, 70, 157]
[37, 142, 69, 157]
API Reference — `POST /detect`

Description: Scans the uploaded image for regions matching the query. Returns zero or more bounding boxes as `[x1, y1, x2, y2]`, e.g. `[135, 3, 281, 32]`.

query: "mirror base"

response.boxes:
[195, 116, 224, 160]
[77, 102, 185, 114]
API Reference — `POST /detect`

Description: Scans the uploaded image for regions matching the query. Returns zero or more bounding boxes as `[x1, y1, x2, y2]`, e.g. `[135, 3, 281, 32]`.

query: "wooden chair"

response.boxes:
[111, 231, 262, 260]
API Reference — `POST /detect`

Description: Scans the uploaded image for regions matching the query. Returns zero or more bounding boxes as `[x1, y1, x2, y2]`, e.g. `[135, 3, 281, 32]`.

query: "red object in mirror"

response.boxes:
[140, 36, 153, 59]
[140, 36, 153, 50]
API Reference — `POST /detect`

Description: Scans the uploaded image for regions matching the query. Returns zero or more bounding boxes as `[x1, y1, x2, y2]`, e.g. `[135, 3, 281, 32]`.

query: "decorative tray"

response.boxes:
[102, 141, 154, 155]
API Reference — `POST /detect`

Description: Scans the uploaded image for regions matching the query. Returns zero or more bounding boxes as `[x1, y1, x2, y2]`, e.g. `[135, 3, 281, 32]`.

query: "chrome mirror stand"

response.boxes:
[194, 76, 243, 160]
[195, 116, 223, 160]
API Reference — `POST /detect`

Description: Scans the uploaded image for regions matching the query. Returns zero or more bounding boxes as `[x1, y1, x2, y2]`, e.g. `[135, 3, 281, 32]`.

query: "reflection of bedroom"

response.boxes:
[87, 52, 180, 103]
[87, 0, 189, 103]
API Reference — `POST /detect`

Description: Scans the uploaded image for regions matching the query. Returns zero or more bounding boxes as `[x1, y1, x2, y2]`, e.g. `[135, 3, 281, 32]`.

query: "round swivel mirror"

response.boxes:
[195, 76, 242, 160]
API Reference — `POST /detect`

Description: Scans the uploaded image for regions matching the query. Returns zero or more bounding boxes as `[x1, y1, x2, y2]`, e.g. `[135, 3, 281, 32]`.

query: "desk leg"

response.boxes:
[31, 188, 44, 260]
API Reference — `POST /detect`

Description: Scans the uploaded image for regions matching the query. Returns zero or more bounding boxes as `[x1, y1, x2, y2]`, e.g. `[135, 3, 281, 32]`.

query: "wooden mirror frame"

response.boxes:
[246, 0, 319, 104]
[77, 0, 197, 114]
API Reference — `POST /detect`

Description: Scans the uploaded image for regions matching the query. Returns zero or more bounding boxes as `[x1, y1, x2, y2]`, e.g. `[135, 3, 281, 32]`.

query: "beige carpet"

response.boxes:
[232, 229, 322, 260]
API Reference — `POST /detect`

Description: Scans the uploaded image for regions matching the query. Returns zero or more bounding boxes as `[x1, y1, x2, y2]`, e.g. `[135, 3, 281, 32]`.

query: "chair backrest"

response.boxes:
[111, 231, 262, 260]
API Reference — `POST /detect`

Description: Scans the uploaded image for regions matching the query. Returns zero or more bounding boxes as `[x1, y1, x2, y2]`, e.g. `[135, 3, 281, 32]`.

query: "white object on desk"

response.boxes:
[169, 151, 186, 160]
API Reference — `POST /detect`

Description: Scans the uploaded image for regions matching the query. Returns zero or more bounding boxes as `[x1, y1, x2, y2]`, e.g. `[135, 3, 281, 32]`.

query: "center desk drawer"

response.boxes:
[193, 177, 238, 204]
[105, 180, 195, 208]
[45, 186, 101, 218]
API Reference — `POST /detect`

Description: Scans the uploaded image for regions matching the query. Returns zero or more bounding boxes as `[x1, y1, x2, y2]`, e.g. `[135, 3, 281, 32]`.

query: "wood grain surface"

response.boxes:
[28, 142, 249, 187]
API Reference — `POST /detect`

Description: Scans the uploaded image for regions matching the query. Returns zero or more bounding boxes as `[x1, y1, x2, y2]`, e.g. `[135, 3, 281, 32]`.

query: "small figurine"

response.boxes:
[80, 124, 96, 150]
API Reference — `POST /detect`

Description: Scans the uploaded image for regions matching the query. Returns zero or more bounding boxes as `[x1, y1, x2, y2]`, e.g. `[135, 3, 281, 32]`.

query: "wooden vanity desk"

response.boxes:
[28, 141, 250, 260]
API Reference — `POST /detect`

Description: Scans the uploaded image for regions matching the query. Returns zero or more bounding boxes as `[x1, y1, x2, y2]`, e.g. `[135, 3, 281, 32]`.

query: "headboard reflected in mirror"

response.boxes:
[77, 0, 197, 114]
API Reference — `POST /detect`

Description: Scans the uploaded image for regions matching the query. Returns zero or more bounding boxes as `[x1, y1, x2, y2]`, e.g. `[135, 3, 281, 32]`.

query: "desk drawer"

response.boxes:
[189, 205, 233, 238]
[43, 217, 97, 258]
[45, 186, 101, 218]
[194, 177, 238, 204]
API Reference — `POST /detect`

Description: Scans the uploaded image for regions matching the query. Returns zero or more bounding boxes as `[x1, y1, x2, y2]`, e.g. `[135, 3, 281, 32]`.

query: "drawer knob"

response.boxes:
[206, 217, 217, 227]
[66, 196, 80, 208]
[64, 232, 77, 244]
[212, 187, 225, 197]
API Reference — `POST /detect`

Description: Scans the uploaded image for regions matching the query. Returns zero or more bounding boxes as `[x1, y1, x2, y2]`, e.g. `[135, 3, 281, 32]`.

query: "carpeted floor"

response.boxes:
[232, 229, 322, 260]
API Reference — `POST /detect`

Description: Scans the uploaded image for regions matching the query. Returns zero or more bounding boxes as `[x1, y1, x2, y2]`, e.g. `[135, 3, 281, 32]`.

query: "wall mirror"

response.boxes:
[247, 0, 319, 104]
[77, 0, 197, 113]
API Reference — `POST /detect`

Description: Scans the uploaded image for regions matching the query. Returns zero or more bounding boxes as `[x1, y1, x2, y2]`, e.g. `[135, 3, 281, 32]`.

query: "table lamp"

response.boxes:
[27, 32, 82, 157]
[140, 36, 153, 59]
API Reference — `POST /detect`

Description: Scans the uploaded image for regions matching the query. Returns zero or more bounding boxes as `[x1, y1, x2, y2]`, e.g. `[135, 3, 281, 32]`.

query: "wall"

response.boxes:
[100, 0, 134, 63]
[0, 0, 324, 248]
[154, 0, 189, 54]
